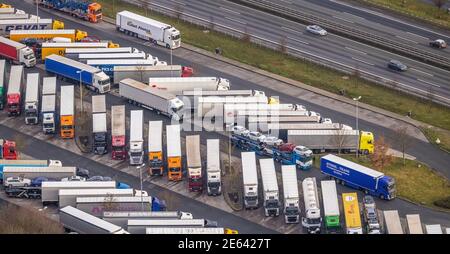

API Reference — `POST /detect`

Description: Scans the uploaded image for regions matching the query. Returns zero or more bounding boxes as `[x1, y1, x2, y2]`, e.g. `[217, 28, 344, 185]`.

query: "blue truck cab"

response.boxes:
[320, 154, 396, 200]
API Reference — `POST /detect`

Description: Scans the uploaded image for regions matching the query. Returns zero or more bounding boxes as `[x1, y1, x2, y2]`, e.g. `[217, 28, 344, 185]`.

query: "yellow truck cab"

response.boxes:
[108, 41, 120, 48]
[359, 131, 374, 154]
[224, 228, 239, 234]
[52, 20, 65, 30]
[0, 4, 12, 8]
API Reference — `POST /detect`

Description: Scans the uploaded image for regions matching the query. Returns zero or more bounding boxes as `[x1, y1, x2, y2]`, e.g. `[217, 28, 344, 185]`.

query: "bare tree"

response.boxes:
[103, 193, 119, 212]
[433, 0, 448, 9]
[279, 35, 288, 54]
[332, 129, 351, 155]
[370, 136, 393, 170]
[135, 65, 146, 83]
[392, 126, 415, 166]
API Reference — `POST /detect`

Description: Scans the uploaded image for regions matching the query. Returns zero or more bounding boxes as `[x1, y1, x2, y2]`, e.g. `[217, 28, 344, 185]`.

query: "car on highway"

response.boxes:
[262, 136, 283, 146]
[248, 131, 266, 143]
[61, 176, 86, 182]
[306, 25, 327, 36]
[4, 177, 31, 188]
[387, 60, 407, 71]
[429, 39, 447, 49]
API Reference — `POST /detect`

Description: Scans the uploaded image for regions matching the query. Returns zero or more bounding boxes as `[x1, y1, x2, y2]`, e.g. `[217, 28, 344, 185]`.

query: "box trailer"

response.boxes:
[113, 65, 193, 84]
[342, 193, 363, 234]
[206, 139, 221, 196]
[103, 211, 193, 228]
[0, 60, 5, 109]
[129, 110, 144, 166]
[59, 85, 74, 139]
[41, 77, 56, 134]
[24, 73, 39, 124]
[0, 36, 36, 67]
[383, 210, 404, 234]
[65, 47, 138, 56]
[241, 152, 258, 209]
[197, 95, 270, 118]
[281, 165, 300, 224]
[425, 224, 443, 234]
[111, 105, 126, 160]
[119, 78, 184, 121]
[41, 181, 116, 205]
[148, 121, 164, 176]
[146, 227, 226, 234]
[0, 13, 30, 20]
[127, 219, 215, 234]
[59, 188, 134, 208]
[76, 196, 152, 217]
[406, 214, 423, 234]
[0, 159, 61, 182]
[40, 42, 108, 59]
[9, 29, 88, 42]
[259, 158, 280, 217]
[6, 65, 24, 116]
[116, 11, 181, 49]
[2, 167, 75, 185]
[87, 59, 160, 77]
[166, 125, 182, 181]
[91, 95, 107, 155]
[186, 135, 203, 192]
[148, 77, 230, 95]
[302, 177, 321, 234]
[0, 18, 64, 36]
[321, 180, 340, 231]
[59, 206, 129, 234]
[78, 52, 148, 62]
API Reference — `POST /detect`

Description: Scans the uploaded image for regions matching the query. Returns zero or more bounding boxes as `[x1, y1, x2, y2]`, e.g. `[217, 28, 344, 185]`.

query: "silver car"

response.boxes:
[306, 25, 327, 36]
[5, 177, 31, 188]
[262, 136, 283, 146]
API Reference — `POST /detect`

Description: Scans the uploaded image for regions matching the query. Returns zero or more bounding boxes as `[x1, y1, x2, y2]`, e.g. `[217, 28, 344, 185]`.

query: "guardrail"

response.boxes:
[226, 0, 450, 71]
[122, 0, 450, 107]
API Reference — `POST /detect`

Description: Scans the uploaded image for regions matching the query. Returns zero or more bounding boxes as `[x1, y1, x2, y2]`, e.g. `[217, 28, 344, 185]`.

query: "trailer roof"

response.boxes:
[0, 18, 53, 25]
[42, 77, 56, 95]
[47, 55, 100, 74]
[182, 90, 253, 96]
[120, 78, 177, 100]
[7, 65, 23, 94]
[60, 85, 74, 116]
[41, 42, 108, 48]
[41, 95, 56, 112]
[114, 65, 182, 72]
[146, 227, 225, 234]
[118, 11, 171, 29]
[342, 193, 362, 229]
[25, 73, 39, 103]
[60, 206, 123, 233]
[9, 29, 77, 35]
[241, 152, 258, 185]
[79, 52, 146, 59]
[320, 180, 340, 216]
[207, 139, 220, 171]
[248, 116, 320, 123]
[128, 219, 205, 226]
[130, 110, 143, 141]
[87, 59, 156, 65]
[302, 177, 319, 210]
[148, 121, 163, 152]
[149, 77, 219, 83]
[383, 210, 403, 234]
[166, 125, 181, 157]
[288, 129, 359, 135]
[103, 211, 180, 218]
[66, 47, 133, 54]
[259, 159, 278, 192]
[91, 95, 106, 113]
[42, 181, 116, 188]
[281, 165, 298, 198]
[92, 113, 107, 133]
[406, 214, 423, 234]
[76, 196, 152, 203]
[59, 188, 133, 196]
[199, 96, 267, 103]
[186, 135, 201, 168]
[268, 123, 341, 130]
[425, 224, 443, 234]
[0, 37, 26, 51]
[0, 159, 47, 165]
[3, 166, 75, 173]
[111, 105, 125, 136]
[322, 154, 384, 178]
[237, 110, 309, 116]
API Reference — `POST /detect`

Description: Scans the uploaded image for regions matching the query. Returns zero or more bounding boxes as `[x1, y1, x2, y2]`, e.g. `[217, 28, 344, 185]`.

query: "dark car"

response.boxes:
[31, 177, 56, 187]
[87, 175, 105, 181]
[76, 168, 90, 179]
[387, 60, 407, 71]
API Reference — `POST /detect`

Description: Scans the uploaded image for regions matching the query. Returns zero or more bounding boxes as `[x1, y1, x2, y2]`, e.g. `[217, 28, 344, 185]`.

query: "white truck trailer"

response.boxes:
[259, 158, 280, 217]
[119, 78, 184, 121]
[321, 180, 340, 232]
[76, 196, 153, 217]
[103, 211, 193, 228]
[127, 219, 215, 234]
[166, 125, 182, 181]
[58, 188, 134, 208]
[24, 73, 39, 124]
[59, 206, 129, 234]
[302, 177, 322, 234]
[281, 165, 300, 224]
[78, 52, 148, 62]
[383, 210, 404, 234]
[224, 103, 306, 124]
[148, 77, 230, 95]
[206, 139, 221, 196]
[91, 95, 107, 155]
[113, 65, 192, 84]
[129, 110, 144, 166]
[406, 214, 423, 234]
[197, 95, 269, 118]
[41, 77, 56, 134]
[425, 225, 443, 234]
[41, 181, 116, 205]
[65, 47, 138, 56]
[0, 34, 36, 67]
[241, 152, 258, 209]
[186, 135, 203, 192]
[2, 167, 75, 185]
[116, 11, 181, 49]
[148, 121, 164, 176]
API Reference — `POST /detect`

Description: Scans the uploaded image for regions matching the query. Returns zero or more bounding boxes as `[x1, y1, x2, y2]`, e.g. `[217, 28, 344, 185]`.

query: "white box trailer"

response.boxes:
[42, 76, 56, 95]
[179, 90, 261, 111]
[287, 129, 360, 151]
[0, 8, 17, 14]
[0, 13, 30, 20]
[2, 167, 75, 184]
[206, 139, 221, 196]
[148, 121, 164, 175]
[425, 224, 443, 234]
[65, 47, 138, 55]
[148, 77, 230, 95]
[321, 180, 340, 231]
[129, 110, 144, 165]
[59, 188, 134, 208]
[259, 158, 280, 217]
[6, 65, 24, 116]
[0, 18, 58, 36]
[41, 77, 57, 134]
[103, 211, 193, 228]
[302, 177, 321, 234]
[0, 60, 5, 109]
[78, 52, 147, 62]
[224, 103, 306, 124]
[406, 214, 423, 234]
[41, 181, 116, 204]
[127, 219, 211, 234]
[91, 95, 106, 113]
[383, 210, 404, 234]
[282, 165, 300, 224]
[24, 73, 39, 124]
[248, 116, 321, 124]
[119, 78, 184, 121]
[146, 227, 226, 234]
[114, 65, 186, 84]
[59, 206, 129, 234]
[241, 152, 258, 209]
[76, 196, 152, 217]
[197, 95, 269, 118]
[116, 11, 181, 49]
[186, 135, 202, 192]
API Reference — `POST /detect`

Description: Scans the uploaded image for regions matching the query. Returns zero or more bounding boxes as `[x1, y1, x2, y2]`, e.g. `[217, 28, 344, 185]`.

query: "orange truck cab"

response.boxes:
[87, 3, 102, 23]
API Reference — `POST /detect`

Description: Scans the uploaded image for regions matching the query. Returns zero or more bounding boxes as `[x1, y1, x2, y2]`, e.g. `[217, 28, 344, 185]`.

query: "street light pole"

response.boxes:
[137, 163, 146, 211]
[36, 1, 39, 27]
[170, 48, 173, 77]
[76, 70, 84, 113]
[353, 96, 362, 158]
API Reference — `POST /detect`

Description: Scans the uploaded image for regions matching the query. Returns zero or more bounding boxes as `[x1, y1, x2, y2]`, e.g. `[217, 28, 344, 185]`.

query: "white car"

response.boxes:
[248, 131, 266, 143]
[322, 118, 332, 124]
[309, 111, 321, 117]
[293, 145, 313, 156]
[262, 136, 283, 146]
[230, 125, 249, 136]
[5, 177, 31, 188]
[306, 25, 327, 36]
[61, 176, 86, 182]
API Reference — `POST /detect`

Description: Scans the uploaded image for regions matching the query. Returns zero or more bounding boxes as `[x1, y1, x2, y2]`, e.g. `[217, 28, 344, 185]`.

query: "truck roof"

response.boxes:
[42, 77, 56, 95]
[114, 65, 182, 72]
[322, 154, 384, 178]
[103, 211, 181, 218]
[0, 60, 4, 88]
[182, 90, 253, 96]
[199, 96, 267, 104]
[248, 116, 321, 123]
[225, 103, 298, 111]
[320, 180, 340, 216]
[66, 47, 134, 54]
[41, 42, 108, 48]
[241, 152, 258, 185]
[79, 52, 146, 59]
[76, 196, 152, 204]
[46, 55, 101, 74]
[206, 139, 220, 172]
[59, 188, 133, 196]
[383, 210, 404, 234]
[425, 224, 443, 234]
[130, 110, 143, 142]
[7, 65, 23, 94]
[149, 77, 219, 84]
[118, 11, 172, 30]
[0, 18, 53, 25]
[25, 73, 39, 103]
[42, 181, 116, 188]
[148, 121, 163, 152]
[406, 214, 423, 234]
[41, 95, 55, 112]
[91, 95, 106, 113]
[92, 113, 107, 133]
[0, 159, 48, 166]
[281, 165, 299, 199]
[120, 78, 177, 100]
[87, 59, 156, 65]
[128, 219, 205, 227]
[166, 125, 181, 157]
[288, 129, 359, 136]
[60, 206, 123, 233]
[237, 110, 309, 116]
[259, 159, 278, 192]
[111, 105, 125, 136]
[9, 29, 78, 36]
[146, 227, 225, 234]
[186, 135, 201, 168]
[342, 193, 362, 229]
[60, 85, 74, 116]
[3, 166, 75, 173]
[268, 123, 342, 130]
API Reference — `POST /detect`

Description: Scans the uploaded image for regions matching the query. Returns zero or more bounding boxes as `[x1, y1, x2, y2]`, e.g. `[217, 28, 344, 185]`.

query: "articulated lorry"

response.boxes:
[148, 77, 229, 95]
[58, 188, 134, 208]
[111, 105, 126, 160]
[65, 47, 139, 56]
[0, 36, 36, 67]
[37, 0, 103, 23]
[342, 193, 363, 234]
[129, 110, 144, 166]
[241, 152, 258, 209]
[259, 158, 280, 217]
[103, 211, 193, 228]
[113, 65, 193, 84]
[148, 121, 164, 176]
[302, 177, 321, 234]
[116, 11, 181, 49]
[59, 86, 74, 139]
[41, 42, 109, 59]
[268, 123, 351, 139]
[206, 139, 221, 196]
[41, 77, 56, 134]
[9, 29, 88, 43]
[91, 95, 107, 154]
[406, 214, 423, 234]
[197, 95, 274, 119]
[248, 116, 322, 126]
[166, 125, 182, 181]
[127, 219, 217, 234]
[0, 18, 64, 36]
[76, 196, 153, 217]
[42, 181, 117, 205]
[320, 154, 396, 200]
[0, 13, 31, 20]
[0, 60, 4, 109]
[224, 103, 306, 124]
[383, 210, 403, 234]
[321, 180, 340, 232]
[119, 78, 184, 121]
[24, 73, 39, 124]
[87, 59, 163, 77]
[2, 166, 74, 185]
[281, 165, 300, 224]
[45, 54, 110, 93]
[77, 52, 149, 62]
[186, 135, 203, 192]
[0, 159, 61, 183]
[6, 65, 24, 116]
[59, 206, 129, 234]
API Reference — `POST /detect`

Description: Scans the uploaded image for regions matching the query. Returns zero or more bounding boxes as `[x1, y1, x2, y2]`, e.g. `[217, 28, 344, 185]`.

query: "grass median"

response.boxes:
[98, 1, 450, 138]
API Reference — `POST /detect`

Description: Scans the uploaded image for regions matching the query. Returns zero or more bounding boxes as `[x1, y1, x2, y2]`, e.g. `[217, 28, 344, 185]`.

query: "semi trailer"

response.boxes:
[0, 18, 64, 36]
[302, 177, 321, 234]
[241, 152, 258, 209]
[259, 158, 280, 217]
[6, 65, 24, 116]
[111, 105, 126, 160]
[76, 196, 153, 217]
[103, 211, 193, 228]
[186, 135, 203, 192]
[0, 36, 36, 67]
[148, 121, 164, 176]
[59, 85, 74, 139]
[24, 73, 39, 124]
[2, 167, 75, 185]
[91, 95, 107, 154]
[321, 180, 340, 232]
[206, 139, 221, 196]
[281, 165, 300, 224]
[166, 125, 182, 181]
[41, 77, 57, 134]
[148, 77, 229, 95]
[113, 65, 193, 84]
[9, 29, 88, 42]
[383, 210, 404, 234]
[58, 188, 134, 208]
[41, 181, 117, 205]
[129, 110, 144, 166]
[342, 193, 363, 234]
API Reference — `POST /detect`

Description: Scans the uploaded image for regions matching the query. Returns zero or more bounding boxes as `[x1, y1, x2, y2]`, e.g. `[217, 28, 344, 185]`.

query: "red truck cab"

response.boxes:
[188, 169, 203, 192]
[181, 66, 194, 77]
[111, 135, 126, 160]
[1, 140, 18, 160]
[7, 93, 20, 116]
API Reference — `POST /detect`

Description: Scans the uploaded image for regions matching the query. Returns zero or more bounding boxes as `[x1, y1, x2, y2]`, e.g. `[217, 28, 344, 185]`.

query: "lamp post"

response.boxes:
[170, 47, 173, 77]
[353, 96, 362, 158]
[136, 163, 146, 211]
[76, 70, 84, 113]
[36, 1, 39, 27]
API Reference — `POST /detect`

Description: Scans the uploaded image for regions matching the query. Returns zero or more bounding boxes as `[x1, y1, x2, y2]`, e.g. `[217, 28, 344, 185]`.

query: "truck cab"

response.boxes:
[168, 97, 184, 121]
[60, 116, 74, 138]
[165, 27, 181, 49]
[1, 140, 18, 160]
[87, 3, 102, 23]
[188, 168, 203, 192]
[42, 111, 55, 134]
[359, 131, 374, 154]
[19, 46, 36, 67]
[112, 136, 126, 160]
[93, 72, 110, 93]
[129, 141, 144, 165]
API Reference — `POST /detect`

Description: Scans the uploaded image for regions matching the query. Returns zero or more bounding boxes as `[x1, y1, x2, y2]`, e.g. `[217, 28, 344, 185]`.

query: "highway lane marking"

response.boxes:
[224, 16, 247, 25]
[332, 15, 355, 24]
[345, 46, 367, 55]
[280, 0, 294, 4]
[410, 68, 434, 77]
[342, 12, 366, 21]
[351, 57, 374, 66]
[406, 32, 429, 41]
[282, 26, 302, 34]
[287, 36, 310, 45]
[395, 35, 419, 44]
[169, 0, 186, 6]
[219, 6, 241, 15]
[417, 79, 441, 88]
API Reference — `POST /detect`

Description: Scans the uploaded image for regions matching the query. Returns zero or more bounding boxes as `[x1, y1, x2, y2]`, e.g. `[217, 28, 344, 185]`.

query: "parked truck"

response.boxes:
[241, 152, 258, 209]
[224, 103, 306, 124]
[116, 11, 181, 49]
[0, 60, 5, 109]
[0, 13, 30, 20]
[103, 211, 193, 228]
[0, 36, 36, 67]
[119, 78, 184, 121]
[206, 139, 221, 196]
[24, 73, 39, 124]
[77, 52, 149, 62]
[45, 54, 110, 93]
[91, 95, 107, 154]
[65, 47, 139, 56]
[41, 42, 108, 59]
[148, 121, 163, 176]
[59, 206, 129, 234]
[58, 188, 134, 208]
[6, 65, 24, 116]
[76, 196, 153, 217]
[320, 154, 396, 200]
[166, 125, 182, 181]
[37, 0, 103, 23]
[302, 177, 321, 234]
[321, 180, 340, 232]
[259, 158, 280, 217]
[197, 95, 272, 118]
[406, 214, 423, 234]
[59, 85, 74, 139]
[129, 110, 144, 166]
[0, 18, 64, 36]
[9, 29, 88, 42]
[383, 210, 404, 234]
[127, 219, 217, 234]
[87, 59, 162, 77]
[281, 165, 300, 224]
[342, 193, 363, 234]
[0, 159, 61, 183]
[2, 166, 75, 185]
[42, 181, 117, 205]
[148, 77, 229, 95]
[186, 135, 203, 192]
[41, 77, 56, 134]
[113, 65, 193, 84]
[111, 105, 126, 160]
[425, 224, 443, 234]
[268, 123, 351, 140]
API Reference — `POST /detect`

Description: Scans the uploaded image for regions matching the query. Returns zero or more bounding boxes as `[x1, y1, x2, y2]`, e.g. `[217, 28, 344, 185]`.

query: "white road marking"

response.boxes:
[280, 0, 293, 4]
[224, 16, 247, 25]
[406, 32, 429, 41]
[170, 0, 186, 6]
[351, 57, 375, 66]
[342, 11, 366, 21]
[395, 35, 419, 44]
[282, 26, 302, 34]
[287, 36, 309, 45]
[345, 46, 367, 55]
[332, 15, 355, 24]
[417, 79, 441, 88]
[410, 68, 434, 77]
[219, 6, 241, 15]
